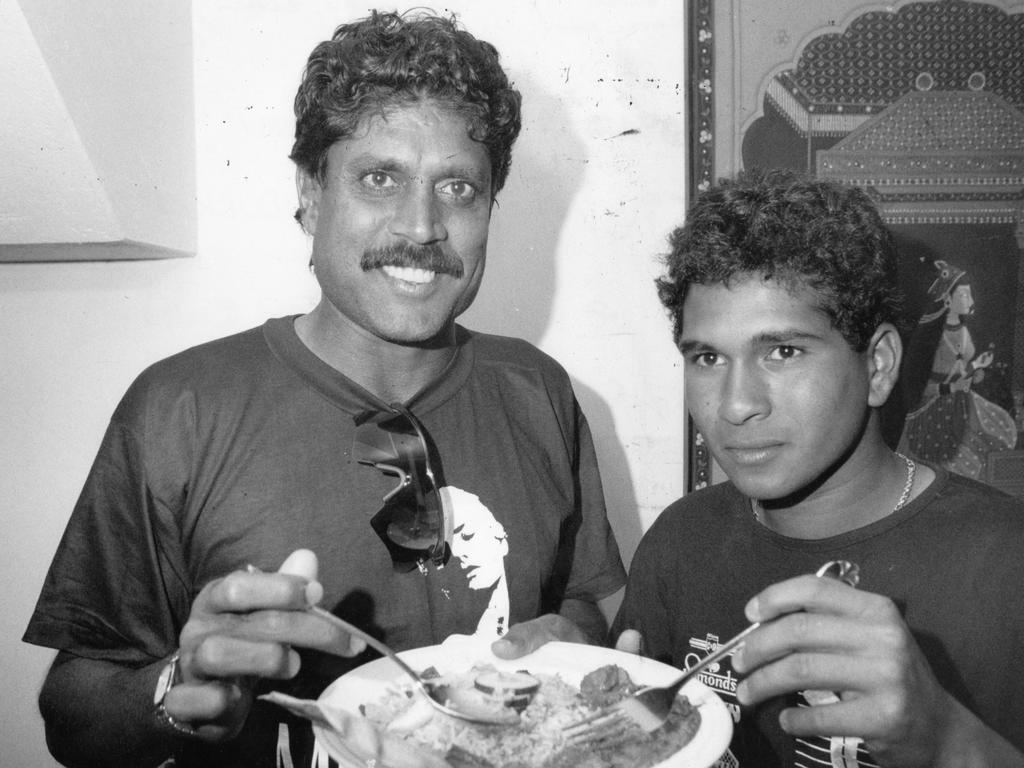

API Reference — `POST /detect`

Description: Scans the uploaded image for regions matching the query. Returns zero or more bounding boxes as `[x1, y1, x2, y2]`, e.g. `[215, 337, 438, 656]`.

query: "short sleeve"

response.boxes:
[23, 381, 191, 666]
[556, 404, 626, 604]
[610, 515, 675, 664]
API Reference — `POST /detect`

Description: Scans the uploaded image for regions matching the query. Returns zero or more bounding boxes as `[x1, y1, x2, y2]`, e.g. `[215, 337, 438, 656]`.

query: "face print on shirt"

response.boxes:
[441, 486, 510, 638]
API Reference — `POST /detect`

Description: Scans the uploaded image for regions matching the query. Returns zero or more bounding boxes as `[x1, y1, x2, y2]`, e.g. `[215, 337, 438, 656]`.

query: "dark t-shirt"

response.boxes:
[25, 317, 625, 767]
[613, 468, 1024, 768]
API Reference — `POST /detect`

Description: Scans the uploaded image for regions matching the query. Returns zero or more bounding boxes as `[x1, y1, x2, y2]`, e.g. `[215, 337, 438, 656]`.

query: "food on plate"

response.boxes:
[361, 662, 701, 768]
[578, 664, 638, 707]
[473, 670, 541, 712]
[413, 667, 539, 724]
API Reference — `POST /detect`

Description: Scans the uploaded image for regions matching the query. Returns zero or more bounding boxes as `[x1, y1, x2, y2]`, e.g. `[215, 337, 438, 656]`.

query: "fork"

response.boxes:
[563, 560, 860, 746]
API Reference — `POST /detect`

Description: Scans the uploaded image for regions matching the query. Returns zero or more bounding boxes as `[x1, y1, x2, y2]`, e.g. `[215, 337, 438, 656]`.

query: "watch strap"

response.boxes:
[153, 651, 198, 736]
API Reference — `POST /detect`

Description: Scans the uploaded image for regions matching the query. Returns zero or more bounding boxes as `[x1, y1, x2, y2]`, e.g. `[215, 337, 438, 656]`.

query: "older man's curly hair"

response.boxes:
[656, 168, 904, 352]
[290, 9, 522, 197]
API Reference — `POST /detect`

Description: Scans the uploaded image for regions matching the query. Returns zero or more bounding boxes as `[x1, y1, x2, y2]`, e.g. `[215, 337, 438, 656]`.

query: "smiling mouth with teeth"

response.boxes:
[381, 265, 437, 284]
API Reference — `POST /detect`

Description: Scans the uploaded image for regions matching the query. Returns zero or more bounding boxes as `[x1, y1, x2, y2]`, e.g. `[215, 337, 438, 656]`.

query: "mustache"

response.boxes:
[361, 244, 464, 279]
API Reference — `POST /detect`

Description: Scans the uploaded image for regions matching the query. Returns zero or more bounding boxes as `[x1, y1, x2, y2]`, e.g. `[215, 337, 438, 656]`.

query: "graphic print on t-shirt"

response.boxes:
[794, 690, 877, 768]
[686, 631, 742, 721]
[690, 632, 742, 768]
[443, 486, 510, 639]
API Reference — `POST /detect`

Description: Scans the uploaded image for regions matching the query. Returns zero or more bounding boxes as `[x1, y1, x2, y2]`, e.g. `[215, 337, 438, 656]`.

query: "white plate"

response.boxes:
[315, 634, 732, 768]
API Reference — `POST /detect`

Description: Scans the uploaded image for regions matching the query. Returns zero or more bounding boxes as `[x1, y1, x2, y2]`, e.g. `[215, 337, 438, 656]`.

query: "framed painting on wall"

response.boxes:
[685, 0, 1024, 496]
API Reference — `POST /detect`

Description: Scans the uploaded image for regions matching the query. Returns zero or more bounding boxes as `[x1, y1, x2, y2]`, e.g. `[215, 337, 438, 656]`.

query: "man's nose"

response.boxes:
[389, 182, 447, 244]
[718, 363, 770, 425]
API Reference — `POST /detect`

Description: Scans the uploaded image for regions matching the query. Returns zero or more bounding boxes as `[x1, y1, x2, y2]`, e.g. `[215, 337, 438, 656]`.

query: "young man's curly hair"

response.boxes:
[656, 168, 904, 352]
[290, 9, 522, 198]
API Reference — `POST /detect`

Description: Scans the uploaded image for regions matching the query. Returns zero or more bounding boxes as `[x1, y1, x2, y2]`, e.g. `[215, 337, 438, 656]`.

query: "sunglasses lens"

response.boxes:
[381, 497, 442, 549]
[353, 417, 425, 466]
[372, 495, 444, 548]
[356, 406, 451, 569]
[369, 490, 450, 571]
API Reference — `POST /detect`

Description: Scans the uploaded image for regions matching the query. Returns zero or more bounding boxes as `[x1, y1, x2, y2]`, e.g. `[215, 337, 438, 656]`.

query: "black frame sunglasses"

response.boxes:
[353, 404, 453, 573]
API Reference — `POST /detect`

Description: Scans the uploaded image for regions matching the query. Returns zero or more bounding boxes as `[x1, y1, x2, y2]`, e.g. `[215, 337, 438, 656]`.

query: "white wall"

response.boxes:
[0, 2, 687, 764]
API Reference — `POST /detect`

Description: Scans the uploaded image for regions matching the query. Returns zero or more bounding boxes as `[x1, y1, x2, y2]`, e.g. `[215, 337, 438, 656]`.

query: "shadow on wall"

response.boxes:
[466, 72, 574, 344]
[462, 73, 644, 566]
[574, 379, 643, 569]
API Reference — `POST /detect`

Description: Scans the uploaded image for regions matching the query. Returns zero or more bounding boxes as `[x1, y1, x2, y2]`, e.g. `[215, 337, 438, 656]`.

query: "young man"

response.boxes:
[24, 11, 624, 767]
[613, 169, 1024, 767]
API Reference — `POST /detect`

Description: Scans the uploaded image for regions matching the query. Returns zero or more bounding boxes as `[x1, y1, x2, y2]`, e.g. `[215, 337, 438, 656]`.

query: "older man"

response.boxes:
[25, 11, 624, 767]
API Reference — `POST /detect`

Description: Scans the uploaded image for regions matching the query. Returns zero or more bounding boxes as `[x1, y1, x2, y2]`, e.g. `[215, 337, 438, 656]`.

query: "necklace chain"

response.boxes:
[751, 452, 917, 523]
[891, 452, 916, 512]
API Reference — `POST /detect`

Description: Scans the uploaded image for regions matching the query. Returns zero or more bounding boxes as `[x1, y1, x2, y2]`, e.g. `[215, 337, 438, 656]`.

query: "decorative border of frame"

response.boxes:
[686, 0, 715, 492]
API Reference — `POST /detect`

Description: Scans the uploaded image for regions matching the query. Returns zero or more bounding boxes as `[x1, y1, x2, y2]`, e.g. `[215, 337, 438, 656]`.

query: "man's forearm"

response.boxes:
[934, 697, 1024, 768]
[40, 651, 175, 768]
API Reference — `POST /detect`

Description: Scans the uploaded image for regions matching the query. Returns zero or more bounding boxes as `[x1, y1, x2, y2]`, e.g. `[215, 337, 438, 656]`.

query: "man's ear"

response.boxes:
[866, 323, 902, 408]
[295, 167, 322, 236]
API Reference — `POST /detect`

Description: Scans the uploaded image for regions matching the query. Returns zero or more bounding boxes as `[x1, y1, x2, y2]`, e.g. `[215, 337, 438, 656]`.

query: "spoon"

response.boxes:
[309, 606, 519, 726]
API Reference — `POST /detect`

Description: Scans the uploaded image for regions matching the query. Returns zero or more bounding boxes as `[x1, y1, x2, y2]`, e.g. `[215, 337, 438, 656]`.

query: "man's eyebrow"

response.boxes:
[435, 162, 491, 185]
[752, 328, 825, 344]
[677, 339, 713, 355]
[342, 154, 402, 173]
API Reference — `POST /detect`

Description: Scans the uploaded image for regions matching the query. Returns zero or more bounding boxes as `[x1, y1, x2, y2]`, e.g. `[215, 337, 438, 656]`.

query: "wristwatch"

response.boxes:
[153, 651, 198, 736]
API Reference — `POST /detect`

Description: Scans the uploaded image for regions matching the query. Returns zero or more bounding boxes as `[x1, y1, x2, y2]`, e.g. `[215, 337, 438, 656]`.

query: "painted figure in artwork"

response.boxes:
[899, 259, 1017, 478]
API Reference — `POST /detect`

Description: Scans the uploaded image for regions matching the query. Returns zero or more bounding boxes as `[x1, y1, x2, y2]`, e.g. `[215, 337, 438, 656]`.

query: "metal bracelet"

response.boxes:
[153, 651, 199, 737]
[155, 700, 199, 737]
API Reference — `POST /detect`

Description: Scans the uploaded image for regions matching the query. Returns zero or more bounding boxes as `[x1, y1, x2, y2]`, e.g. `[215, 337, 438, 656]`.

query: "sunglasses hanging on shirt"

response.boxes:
[353, 404, 453, 573]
